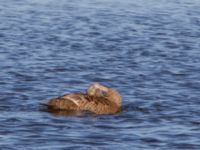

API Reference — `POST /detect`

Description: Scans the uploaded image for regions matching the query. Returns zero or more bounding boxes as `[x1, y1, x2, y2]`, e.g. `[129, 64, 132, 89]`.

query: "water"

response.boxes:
[0, 0, 200, 149]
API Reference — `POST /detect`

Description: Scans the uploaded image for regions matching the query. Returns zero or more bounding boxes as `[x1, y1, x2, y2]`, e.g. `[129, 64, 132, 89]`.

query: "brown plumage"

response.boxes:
[43, 83, 122, 115]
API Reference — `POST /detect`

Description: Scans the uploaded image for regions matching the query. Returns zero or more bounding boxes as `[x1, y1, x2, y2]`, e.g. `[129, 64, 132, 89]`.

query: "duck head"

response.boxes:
[87, 83, 122, 107]
[87, 83, 108, 97]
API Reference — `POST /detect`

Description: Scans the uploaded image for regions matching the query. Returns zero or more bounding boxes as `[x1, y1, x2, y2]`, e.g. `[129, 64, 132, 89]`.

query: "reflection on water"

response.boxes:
[1, 0, 200, 149]
[42, 109, 85, 117]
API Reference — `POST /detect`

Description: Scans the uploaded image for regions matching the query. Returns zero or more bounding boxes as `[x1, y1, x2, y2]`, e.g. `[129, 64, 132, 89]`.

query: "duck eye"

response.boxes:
[101, 91, 107, 96]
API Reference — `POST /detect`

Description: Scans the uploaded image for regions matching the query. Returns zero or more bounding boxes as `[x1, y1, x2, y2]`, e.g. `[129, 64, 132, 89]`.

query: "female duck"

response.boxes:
[45, 83, 122, 115]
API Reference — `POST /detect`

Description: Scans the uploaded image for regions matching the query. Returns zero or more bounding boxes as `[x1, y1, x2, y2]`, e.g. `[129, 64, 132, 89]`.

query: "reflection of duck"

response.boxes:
[43, 83, 122, 115]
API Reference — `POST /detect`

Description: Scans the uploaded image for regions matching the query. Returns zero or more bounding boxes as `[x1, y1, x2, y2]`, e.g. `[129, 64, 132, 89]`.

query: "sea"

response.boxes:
[0, 0, 200, 149]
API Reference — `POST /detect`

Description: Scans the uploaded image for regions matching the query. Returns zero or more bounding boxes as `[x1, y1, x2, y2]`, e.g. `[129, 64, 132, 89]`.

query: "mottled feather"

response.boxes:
[46, 93, 120, 114]
[44, 83, 122, 115]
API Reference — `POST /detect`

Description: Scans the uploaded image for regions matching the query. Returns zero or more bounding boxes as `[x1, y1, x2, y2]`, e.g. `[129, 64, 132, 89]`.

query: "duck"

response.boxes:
[43, 83, 122, 115]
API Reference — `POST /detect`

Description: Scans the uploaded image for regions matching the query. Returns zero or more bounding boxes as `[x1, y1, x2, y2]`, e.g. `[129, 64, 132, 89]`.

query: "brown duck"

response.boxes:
[44, 83, 122, 115]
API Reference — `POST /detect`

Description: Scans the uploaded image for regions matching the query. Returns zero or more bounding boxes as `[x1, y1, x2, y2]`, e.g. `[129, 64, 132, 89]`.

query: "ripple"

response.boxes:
[1, 0, 200, 149]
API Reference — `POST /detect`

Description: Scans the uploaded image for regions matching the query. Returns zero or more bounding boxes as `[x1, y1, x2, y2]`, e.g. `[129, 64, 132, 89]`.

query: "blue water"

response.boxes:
[1, 0, 200, 149]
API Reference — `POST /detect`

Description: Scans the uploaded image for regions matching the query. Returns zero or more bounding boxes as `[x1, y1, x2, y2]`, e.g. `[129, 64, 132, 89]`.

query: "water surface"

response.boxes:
[1, 0, 200, 149]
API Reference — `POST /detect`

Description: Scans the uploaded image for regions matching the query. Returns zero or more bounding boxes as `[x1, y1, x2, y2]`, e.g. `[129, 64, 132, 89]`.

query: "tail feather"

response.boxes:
[39, 102, 57, 111]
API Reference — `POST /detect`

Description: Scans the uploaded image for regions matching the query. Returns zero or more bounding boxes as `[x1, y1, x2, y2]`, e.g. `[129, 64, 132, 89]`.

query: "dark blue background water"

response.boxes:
[1, 0, 200, 149]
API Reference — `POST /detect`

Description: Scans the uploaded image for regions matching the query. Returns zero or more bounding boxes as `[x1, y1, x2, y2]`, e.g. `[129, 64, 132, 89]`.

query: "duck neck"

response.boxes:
[107, 89, 122, 107]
